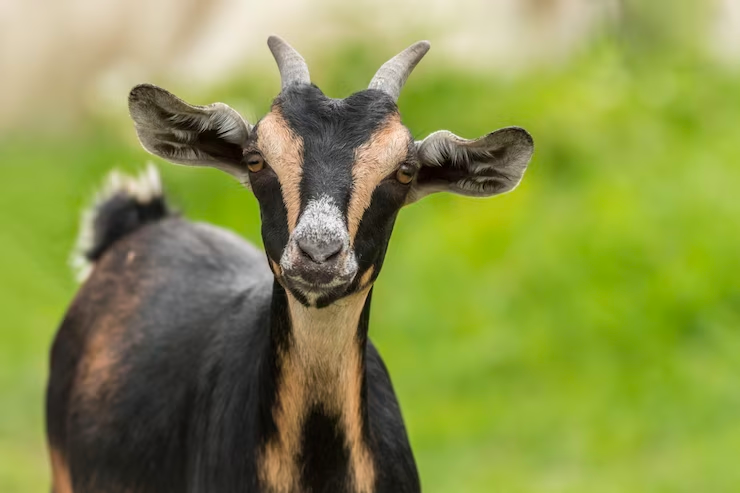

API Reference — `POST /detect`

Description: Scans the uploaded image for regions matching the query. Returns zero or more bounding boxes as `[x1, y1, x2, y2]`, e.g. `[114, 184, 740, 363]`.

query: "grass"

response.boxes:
[1, 39, 739, 492]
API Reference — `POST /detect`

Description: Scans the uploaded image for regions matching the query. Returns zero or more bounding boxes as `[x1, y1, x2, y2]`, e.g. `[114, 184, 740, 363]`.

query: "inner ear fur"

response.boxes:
[408, 126, 534, 203]
[128, 84, 252, 177]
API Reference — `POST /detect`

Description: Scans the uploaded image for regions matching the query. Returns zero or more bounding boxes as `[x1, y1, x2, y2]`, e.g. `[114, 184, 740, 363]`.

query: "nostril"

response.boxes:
[323, 246, 341, 262]
[297, 236, 343, 263]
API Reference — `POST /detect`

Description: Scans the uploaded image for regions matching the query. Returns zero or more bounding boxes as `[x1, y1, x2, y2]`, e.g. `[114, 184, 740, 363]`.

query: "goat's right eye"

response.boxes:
[245, 153, 265, 173]
[395, 164, 416, 185]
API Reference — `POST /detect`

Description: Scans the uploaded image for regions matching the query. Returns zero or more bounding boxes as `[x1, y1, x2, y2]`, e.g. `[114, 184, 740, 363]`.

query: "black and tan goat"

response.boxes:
[46, 36, 534, 493]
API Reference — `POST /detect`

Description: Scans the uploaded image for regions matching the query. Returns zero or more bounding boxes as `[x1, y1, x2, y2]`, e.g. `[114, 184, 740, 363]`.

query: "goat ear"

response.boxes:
[407, 127, 533, 203]
[128, 84, 251, 178]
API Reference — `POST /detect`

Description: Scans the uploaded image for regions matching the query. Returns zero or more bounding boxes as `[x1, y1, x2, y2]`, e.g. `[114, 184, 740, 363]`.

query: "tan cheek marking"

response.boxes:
[50, 447, 73, 493]
[347, 114, 409, 242]
[257, 109, 304, 232]
[359, 266, 375, 288]
[269, 259, 282, 277]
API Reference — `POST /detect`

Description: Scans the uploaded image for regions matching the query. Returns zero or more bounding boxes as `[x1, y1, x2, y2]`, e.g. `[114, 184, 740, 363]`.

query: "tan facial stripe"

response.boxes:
[257, 108, 304, 232]
[347, 113, 410, 241]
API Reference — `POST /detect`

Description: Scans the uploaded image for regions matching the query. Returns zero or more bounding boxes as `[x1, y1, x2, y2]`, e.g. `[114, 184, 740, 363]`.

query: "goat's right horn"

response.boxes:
[268, 35, 311, 89]
[368, 41, 431, 102]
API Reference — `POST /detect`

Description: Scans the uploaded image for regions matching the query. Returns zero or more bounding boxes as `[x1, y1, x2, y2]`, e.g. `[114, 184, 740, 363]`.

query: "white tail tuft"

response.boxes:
[70, 164, 163, 282]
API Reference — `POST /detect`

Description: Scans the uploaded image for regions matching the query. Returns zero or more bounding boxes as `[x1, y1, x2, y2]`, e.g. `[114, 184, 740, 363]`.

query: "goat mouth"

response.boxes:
[279, 246, 359, 296]
[282, 271, 356, 294]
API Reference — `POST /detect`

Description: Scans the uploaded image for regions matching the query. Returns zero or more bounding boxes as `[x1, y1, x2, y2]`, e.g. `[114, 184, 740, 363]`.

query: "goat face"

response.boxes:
[128, 37, 534, 307]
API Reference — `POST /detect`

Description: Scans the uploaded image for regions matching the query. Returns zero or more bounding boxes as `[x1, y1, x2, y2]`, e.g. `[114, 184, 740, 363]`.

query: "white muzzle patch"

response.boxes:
[280, 196, 358, 294]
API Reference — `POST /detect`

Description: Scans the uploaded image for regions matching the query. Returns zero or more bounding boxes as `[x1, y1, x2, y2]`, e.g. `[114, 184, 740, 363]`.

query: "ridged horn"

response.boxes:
[267, 35, 310, 89]
[368, 41, 430, 101]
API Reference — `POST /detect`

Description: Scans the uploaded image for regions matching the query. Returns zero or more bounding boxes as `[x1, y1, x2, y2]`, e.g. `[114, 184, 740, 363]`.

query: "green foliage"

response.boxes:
[1, 39, 739, 492]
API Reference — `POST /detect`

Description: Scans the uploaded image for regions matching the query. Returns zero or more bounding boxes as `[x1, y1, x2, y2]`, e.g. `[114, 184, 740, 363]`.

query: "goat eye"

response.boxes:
[244, 152, 265, 173]
[396, 165, 415, 185]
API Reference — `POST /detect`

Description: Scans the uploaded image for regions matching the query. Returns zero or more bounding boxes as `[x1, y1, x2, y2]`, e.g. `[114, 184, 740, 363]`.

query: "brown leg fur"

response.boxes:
[49, 447, 73, 493]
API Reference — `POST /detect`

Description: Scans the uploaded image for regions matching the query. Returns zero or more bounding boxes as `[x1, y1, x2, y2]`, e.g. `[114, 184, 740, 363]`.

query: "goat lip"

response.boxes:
[280, 249, 359, 295]
[282, 270, 356, 294]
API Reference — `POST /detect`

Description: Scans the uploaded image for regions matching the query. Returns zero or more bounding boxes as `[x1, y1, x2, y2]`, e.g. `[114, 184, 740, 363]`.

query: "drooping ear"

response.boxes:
[408, 127, 534, 203]
[128, 84, 251, 177]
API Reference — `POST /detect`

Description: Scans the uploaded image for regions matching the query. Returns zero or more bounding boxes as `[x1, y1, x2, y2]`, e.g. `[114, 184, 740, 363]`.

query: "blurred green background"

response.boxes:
[2, 1, 740, 492]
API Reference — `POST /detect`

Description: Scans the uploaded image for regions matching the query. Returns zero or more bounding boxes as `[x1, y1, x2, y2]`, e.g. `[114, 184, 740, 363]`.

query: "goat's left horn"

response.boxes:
[268, 35, 311, 89]
[368, 41, 430, 102]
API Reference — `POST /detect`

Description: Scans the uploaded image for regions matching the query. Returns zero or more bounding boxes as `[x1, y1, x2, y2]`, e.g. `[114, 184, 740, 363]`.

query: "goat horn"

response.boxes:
[267, 35, 311, 89]
[368, 41, 430, 102]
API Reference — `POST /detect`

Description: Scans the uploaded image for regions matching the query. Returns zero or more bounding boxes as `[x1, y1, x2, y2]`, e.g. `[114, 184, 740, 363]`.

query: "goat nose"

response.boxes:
[297, 236, 343, 263]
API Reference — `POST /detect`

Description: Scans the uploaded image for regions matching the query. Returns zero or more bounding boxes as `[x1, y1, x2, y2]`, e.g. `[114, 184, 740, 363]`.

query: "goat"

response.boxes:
[46, 36, 534, 493]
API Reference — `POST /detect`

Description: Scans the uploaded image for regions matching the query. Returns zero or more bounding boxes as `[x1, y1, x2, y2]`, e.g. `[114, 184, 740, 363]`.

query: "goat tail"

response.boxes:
[70, 164, 170, 282]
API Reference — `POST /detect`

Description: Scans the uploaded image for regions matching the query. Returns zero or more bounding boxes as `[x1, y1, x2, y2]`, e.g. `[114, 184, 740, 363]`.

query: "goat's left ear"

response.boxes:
[407, 127, 534, 203]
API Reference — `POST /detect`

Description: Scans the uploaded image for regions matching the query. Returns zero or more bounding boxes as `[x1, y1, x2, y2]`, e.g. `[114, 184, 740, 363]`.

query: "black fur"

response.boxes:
[300, 410, 351, 491]
[85, 191, 169, 262]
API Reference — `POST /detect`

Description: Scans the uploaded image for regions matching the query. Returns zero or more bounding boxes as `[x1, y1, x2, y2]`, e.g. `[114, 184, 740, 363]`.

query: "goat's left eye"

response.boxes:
[396, 165, 415, 185]
[244, 152, 265, 173]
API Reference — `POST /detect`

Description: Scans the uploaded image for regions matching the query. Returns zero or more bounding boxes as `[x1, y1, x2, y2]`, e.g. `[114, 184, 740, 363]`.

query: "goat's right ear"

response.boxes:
[128, 84, 251, 177]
